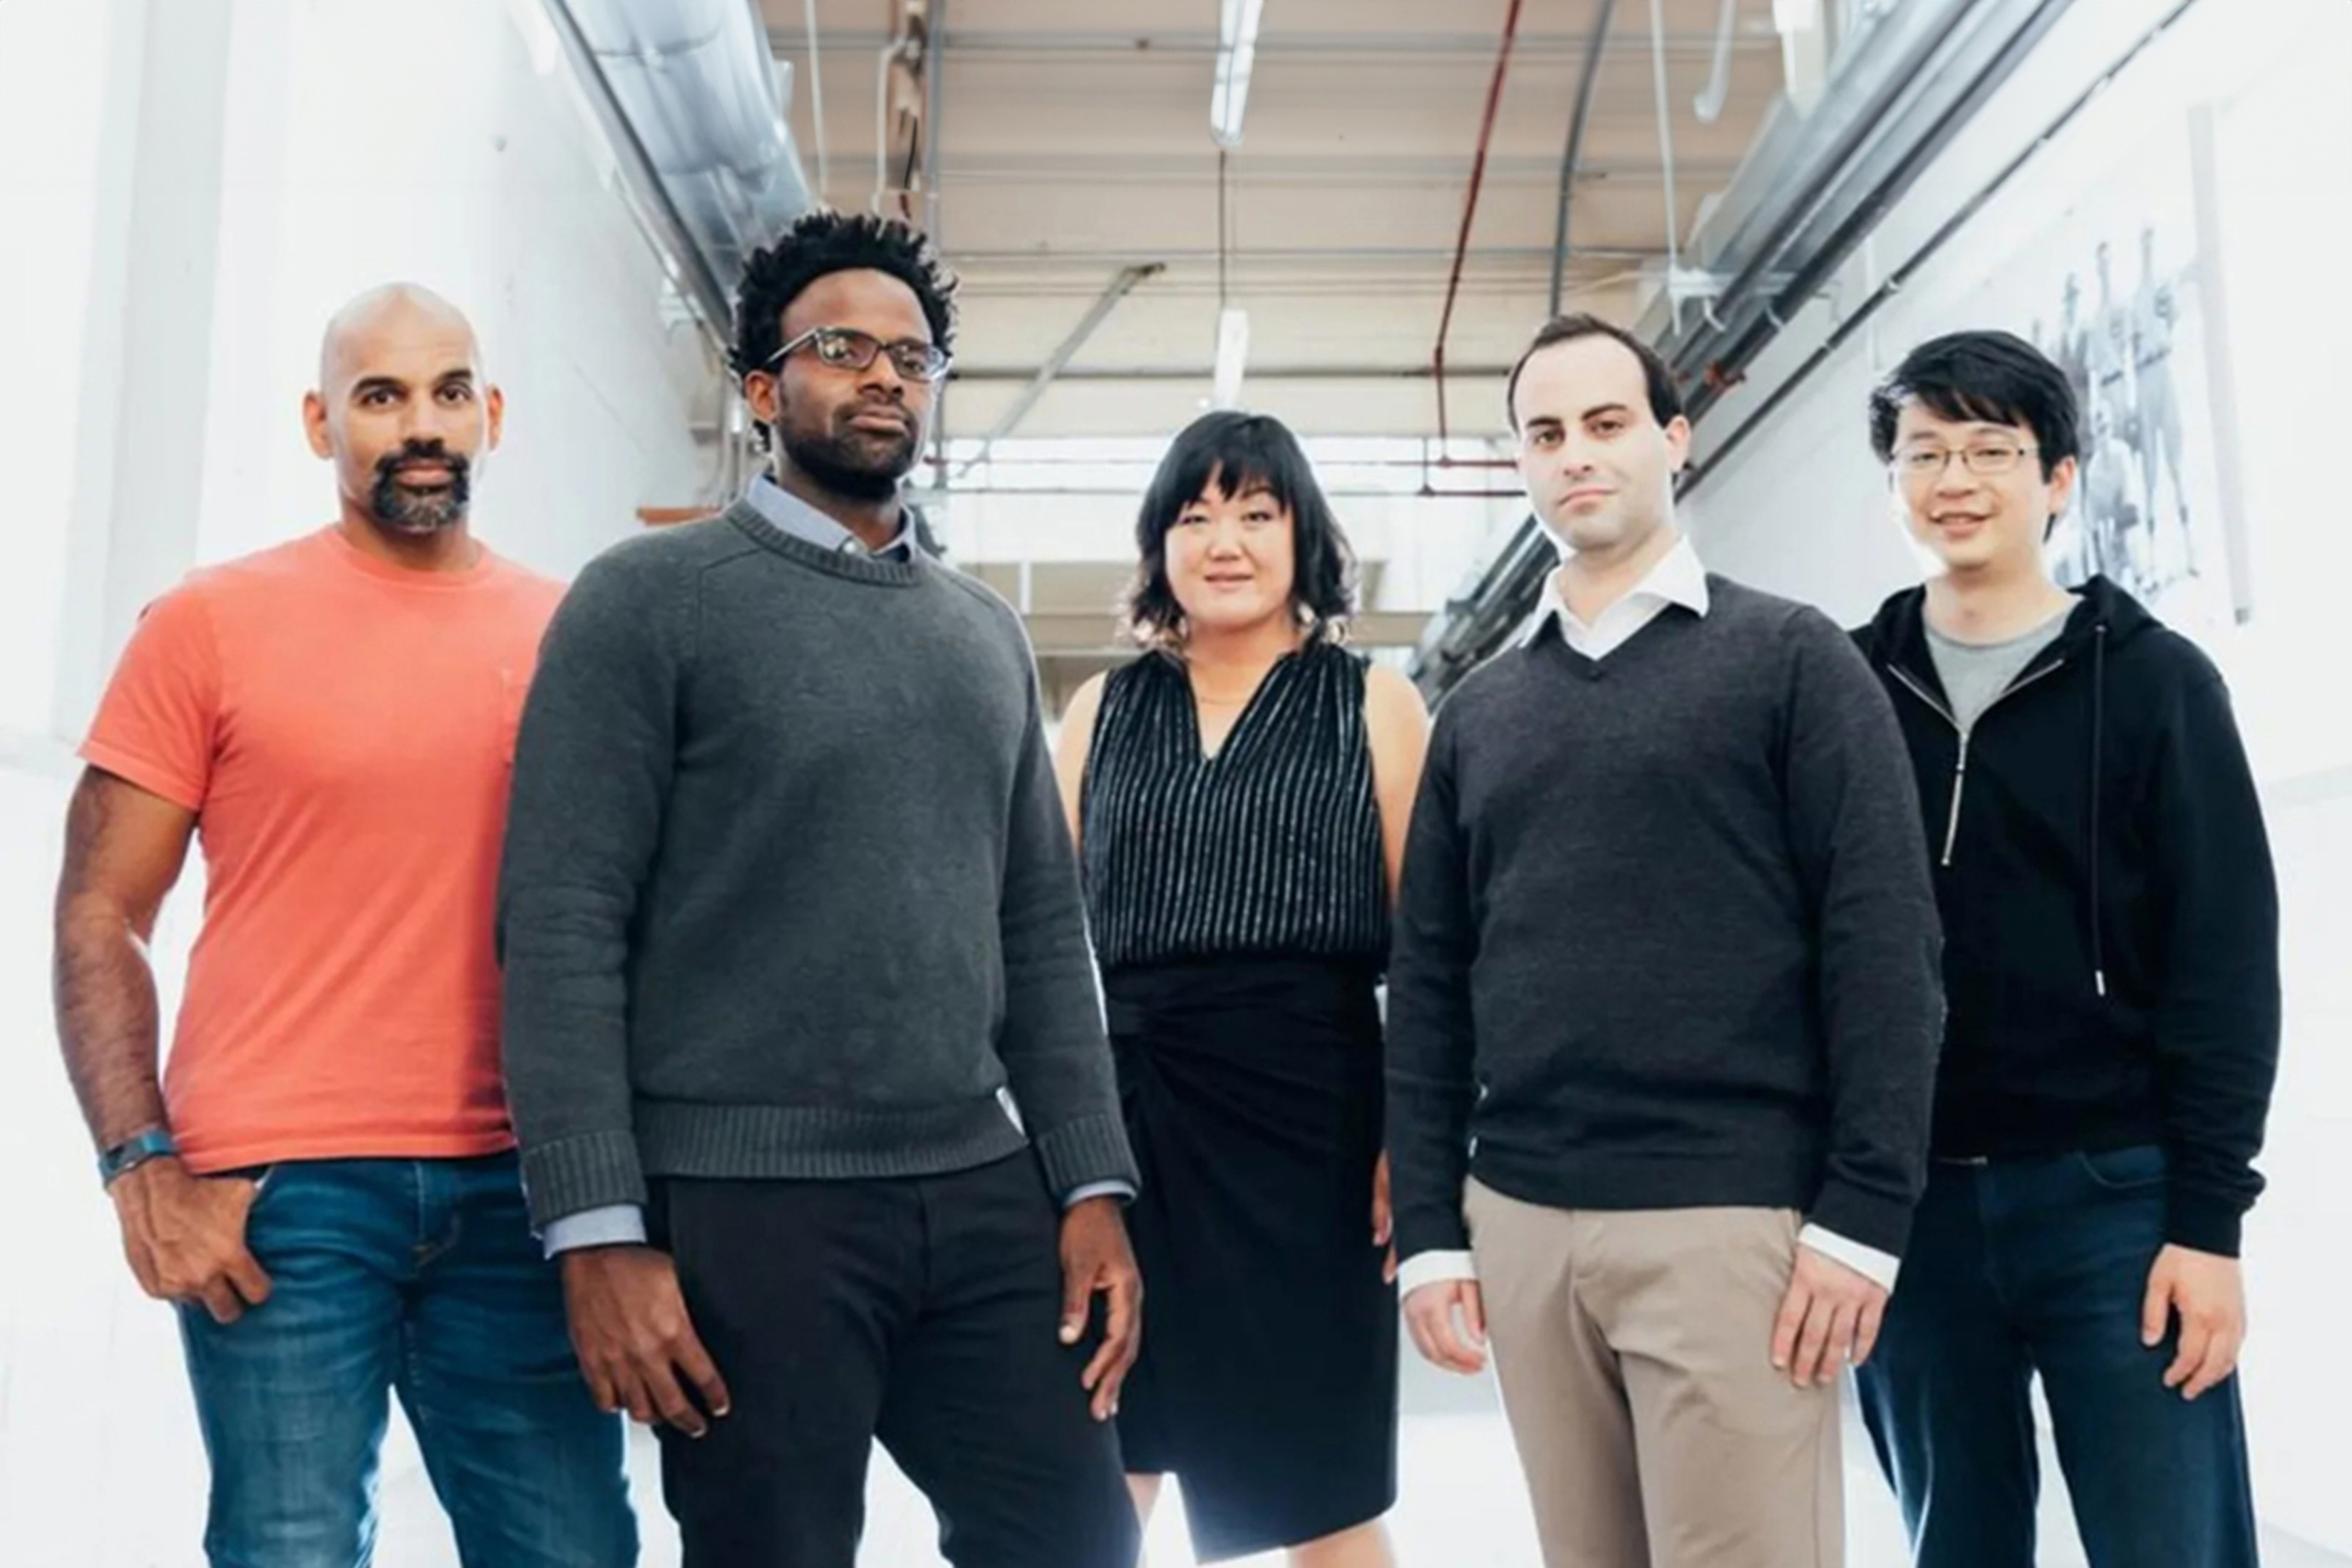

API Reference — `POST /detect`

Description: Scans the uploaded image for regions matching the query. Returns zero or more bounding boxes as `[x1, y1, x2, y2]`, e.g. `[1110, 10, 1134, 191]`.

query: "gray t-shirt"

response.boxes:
[1925, 599, 2075, 733]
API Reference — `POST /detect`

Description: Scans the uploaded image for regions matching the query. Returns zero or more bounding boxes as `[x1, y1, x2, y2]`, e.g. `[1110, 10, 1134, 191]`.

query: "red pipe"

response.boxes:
[1433, 0, 1527, 450]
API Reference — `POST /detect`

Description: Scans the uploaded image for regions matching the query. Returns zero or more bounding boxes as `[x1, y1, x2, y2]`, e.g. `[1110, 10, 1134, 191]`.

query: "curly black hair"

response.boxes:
[1122, 411, 1358, 649]
[730, 211, 959, 445]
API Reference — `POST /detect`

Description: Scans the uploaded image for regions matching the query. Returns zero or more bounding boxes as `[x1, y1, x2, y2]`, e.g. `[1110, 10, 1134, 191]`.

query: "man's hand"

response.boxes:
[559, 1245, 731, 1437]
[1058, 1196, 1142, 1423]
[1772, 1244, 1889, 1387]
[1373, 1152, 1398, 1284]
[110, 1157, 271, 1324]
[1403, 1279, 1487, 1374]
[2143, 1244, 2246, 1401]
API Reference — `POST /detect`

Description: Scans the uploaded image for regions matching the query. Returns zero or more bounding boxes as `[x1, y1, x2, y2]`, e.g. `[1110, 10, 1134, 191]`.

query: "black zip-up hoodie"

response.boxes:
[1854, 576, 2279, 1256]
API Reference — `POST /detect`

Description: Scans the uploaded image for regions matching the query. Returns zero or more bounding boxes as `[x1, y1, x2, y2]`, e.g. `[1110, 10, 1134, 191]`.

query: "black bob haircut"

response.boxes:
[728, 210, 959, 449]
[1867, 329, 2080, 480]
[1122, 411, 1359, 649]
[1506, 313, 1684, 431]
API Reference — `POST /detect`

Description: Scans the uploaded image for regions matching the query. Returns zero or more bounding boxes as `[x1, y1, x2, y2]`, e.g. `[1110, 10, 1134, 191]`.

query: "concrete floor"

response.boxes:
[369, 1353, 2348, 1567]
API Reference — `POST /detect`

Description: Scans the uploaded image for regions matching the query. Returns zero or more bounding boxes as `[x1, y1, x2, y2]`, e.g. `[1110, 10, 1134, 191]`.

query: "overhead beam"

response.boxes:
[956, 263, 1167, 474]
[770, 28, 1777, 63]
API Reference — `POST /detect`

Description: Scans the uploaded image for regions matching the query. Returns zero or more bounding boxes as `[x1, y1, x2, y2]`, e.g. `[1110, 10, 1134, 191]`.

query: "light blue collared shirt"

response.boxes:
[742, 472, 919, 560]
[540, 477, 1131, 1257]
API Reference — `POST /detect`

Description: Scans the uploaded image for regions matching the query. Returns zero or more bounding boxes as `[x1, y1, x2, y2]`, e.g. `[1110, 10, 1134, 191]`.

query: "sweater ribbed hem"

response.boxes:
[1468, 1144, 1890, 1243]
[521, 1130, 648, 1229]
[1031, 1111, 1140, 1197]
[635, 1095, 1031, 1183]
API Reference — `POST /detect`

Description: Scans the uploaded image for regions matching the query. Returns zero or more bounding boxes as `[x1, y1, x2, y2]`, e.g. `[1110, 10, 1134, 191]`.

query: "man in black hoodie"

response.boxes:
[1853, 329, 2279, 1568]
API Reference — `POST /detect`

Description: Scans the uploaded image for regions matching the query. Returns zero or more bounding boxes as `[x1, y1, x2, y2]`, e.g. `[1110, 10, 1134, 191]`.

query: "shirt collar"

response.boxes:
[1522, 532, 1711, 646]
[747, 473, 914, 561]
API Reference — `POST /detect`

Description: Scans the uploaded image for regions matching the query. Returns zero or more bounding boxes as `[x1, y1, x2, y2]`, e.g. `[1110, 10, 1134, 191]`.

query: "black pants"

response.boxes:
[649, 1152, 1139, 1568]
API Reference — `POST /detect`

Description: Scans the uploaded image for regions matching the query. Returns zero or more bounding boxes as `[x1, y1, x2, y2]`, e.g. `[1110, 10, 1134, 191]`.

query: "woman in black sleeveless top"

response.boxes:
[1053, 413, 1430, 1567]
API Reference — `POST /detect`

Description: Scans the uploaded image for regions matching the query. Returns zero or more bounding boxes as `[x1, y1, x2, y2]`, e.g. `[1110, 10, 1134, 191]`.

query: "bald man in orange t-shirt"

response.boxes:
[53, 286, 636, 1568]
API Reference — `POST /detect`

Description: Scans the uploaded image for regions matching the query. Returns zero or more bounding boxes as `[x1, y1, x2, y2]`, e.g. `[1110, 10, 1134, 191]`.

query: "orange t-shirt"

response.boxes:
[81, 526, 565, 1173]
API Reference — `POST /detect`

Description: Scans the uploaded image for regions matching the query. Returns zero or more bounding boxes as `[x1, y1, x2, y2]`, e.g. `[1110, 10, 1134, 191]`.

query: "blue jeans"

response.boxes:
[178, 1154, 636, 1568]
[1856, 1147, 2258, 1568]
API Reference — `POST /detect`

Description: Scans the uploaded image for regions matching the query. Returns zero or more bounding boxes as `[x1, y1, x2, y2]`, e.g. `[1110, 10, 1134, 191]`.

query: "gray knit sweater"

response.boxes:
[497, 500, 1136, 1227]
[1386, 577, 1944, 1261]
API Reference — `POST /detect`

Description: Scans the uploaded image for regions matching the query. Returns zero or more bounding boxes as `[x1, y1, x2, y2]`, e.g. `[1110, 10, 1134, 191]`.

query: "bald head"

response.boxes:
[318, 283, 478, 391]
[304, 284, 502, 541]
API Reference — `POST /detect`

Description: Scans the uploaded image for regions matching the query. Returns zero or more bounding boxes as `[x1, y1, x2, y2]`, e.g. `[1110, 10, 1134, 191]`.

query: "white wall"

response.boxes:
[1683, 0, 2352, 1551]
[0, 1, 726, 1560]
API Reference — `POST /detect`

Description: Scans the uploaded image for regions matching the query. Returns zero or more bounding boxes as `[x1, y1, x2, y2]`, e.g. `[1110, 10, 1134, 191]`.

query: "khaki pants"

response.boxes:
[1465, 1178, 1842, 1568]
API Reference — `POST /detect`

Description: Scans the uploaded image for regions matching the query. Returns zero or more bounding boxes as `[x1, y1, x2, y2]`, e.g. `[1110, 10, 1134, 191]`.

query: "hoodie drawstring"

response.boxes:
[2090, 621, 2110, 999]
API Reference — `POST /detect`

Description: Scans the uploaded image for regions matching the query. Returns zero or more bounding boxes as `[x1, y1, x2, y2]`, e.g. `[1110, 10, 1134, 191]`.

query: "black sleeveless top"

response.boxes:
[1080, 640, 1388, 971]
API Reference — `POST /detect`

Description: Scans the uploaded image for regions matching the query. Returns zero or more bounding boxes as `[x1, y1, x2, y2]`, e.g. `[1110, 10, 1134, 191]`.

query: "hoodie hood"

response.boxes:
[1858, 574, 2161, 688]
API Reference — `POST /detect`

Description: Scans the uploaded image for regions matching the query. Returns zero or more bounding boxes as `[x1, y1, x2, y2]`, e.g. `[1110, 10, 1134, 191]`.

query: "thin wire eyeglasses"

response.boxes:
[1894, 443, 2040, 480]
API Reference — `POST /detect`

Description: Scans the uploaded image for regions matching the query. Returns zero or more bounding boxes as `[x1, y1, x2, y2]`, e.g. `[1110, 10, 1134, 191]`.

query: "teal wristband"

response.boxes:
[98, 1128, 178, 1187]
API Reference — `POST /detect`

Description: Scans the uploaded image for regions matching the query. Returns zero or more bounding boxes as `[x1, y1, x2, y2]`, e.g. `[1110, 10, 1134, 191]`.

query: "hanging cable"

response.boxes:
[802, 0, 830, 200]
[1647, 0, 1685, 333]
[1431, 0, 1527, 448]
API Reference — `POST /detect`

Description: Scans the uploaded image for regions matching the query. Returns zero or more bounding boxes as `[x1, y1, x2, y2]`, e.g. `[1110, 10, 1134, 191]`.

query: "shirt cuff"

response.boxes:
[1396, 1249, 1479, 1299]
[542, 1203, 648, 1259]
[1799, 1222, 1901, 1291]
[1062, 1180, 1136, 1209]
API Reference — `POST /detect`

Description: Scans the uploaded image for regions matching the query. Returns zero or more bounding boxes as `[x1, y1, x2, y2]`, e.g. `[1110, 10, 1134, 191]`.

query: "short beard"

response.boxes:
[778, 415, 917, 503]
[368, 446, 473, 535]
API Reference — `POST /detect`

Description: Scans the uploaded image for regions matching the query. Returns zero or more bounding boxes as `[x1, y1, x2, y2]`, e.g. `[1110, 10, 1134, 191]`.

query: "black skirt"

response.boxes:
[1105, 956, 1399, 1563]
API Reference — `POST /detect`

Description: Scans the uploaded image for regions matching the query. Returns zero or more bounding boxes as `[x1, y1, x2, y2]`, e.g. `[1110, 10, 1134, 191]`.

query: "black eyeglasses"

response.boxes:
[763, 326, 951, 383]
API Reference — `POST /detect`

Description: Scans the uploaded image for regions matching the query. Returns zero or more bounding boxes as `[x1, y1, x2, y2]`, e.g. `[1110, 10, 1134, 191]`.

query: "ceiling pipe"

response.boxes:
[800, 0, 830, 198]
[1431, 0, 1527, 448]
[555, 0, 815, 296]
[1683, 0, 2197, 490]
[1547, 0, 1621, 317]
[1678, 0, 2074, 421]
[1644, 0, 1686, 332]
[1658, 0, 1979, 386]
[1692, 0, 1740, 122]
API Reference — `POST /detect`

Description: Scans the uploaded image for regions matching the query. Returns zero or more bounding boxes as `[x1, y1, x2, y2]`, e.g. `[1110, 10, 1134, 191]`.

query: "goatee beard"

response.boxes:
[368, 445, 473, 534]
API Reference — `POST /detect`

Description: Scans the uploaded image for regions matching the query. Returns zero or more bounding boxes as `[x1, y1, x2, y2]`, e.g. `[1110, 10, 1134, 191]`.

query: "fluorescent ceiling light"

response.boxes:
[1210, 0, 1267, 148]
[1212, 306, 1250, 409]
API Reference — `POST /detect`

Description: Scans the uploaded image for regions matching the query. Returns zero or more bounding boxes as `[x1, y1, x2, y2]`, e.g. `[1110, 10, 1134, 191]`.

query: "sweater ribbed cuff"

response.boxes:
[2165, 1183, 2245, 1258]
[520, 1130, 647, 1230]
[1805, 1176, 1915, 1261]
[1031, 1112, 1139, 1200]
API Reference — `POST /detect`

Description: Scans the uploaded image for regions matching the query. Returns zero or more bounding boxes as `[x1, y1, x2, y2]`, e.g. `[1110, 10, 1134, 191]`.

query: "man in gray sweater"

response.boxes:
[498, 212, 1142, 1568]
[1388, 315, 1944, 1567]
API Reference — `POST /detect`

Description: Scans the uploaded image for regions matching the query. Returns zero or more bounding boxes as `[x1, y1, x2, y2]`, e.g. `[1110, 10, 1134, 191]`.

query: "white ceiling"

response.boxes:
[763, 0, 1793, 440]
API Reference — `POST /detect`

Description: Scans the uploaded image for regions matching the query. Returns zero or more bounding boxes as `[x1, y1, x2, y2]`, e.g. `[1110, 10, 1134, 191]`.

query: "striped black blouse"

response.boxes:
[1078, 639, 1388, 971]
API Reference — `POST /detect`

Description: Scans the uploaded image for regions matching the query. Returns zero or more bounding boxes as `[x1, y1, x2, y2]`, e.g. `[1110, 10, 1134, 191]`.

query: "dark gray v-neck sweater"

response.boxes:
[1386, 577, 1944, 1259]
[497, 500, 1135, 1227]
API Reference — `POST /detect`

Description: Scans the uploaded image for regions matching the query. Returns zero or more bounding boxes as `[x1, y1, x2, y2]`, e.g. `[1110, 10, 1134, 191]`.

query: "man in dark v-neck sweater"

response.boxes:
[1388, 315, 1943, 1568]
[497, 213, 1141, 1568]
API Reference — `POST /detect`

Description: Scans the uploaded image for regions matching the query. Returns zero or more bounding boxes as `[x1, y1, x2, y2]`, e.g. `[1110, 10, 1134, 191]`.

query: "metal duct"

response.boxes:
[1407, 0, 2075, 697]
[556, 0, 816, 297]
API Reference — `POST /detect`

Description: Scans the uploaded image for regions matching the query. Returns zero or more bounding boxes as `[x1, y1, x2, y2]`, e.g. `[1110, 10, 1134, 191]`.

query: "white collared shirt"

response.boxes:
[1518, 531, 1711, 660]
[1398, 535, 1903, 1301]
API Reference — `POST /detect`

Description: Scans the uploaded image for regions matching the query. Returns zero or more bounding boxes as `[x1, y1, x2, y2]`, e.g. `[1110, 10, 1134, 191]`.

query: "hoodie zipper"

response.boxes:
[1887, 658, 2068, 867]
